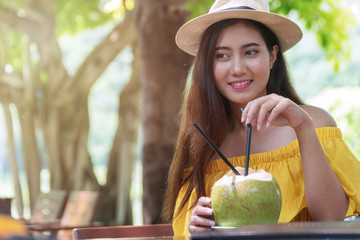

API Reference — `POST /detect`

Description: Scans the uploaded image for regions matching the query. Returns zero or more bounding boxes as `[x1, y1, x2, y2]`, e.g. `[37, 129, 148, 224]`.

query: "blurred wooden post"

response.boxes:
[134, 0, 193, 224]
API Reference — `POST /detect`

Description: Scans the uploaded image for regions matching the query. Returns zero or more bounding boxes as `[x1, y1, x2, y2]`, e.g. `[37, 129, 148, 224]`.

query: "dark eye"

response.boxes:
[215, 52, 230, 61]
[245, 49, 258, 56]
[215, 52, 229, 59]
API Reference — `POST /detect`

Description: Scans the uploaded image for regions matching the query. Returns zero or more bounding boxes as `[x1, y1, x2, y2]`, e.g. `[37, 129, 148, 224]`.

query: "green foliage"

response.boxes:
[186, 0, 213, 18]
[184, 0, 356, 71]
[55, 0, 114, 36]
[287, 29, 360, 102]
[0, 0, 116, 75]
[270, 0, 356, 71]
[40, 71, 49, 84]
[0, 0, 114, 37]
[0, 30, 25, 73]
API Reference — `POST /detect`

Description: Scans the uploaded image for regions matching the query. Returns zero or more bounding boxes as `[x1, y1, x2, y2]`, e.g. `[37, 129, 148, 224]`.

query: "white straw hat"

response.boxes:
[176, 0, 303, 56]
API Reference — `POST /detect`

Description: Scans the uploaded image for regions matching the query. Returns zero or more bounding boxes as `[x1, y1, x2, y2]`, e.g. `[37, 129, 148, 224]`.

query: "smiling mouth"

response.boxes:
[229, 80, 252, 86]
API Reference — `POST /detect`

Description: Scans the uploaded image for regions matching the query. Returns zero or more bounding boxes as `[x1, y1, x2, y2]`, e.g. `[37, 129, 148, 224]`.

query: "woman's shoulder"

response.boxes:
[300, 105, 337, 128]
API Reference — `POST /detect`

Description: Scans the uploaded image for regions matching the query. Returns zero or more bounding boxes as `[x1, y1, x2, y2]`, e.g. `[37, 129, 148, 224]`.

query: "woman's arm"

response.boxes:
[295, 106, 348, 220]
[242, 94, 349, 220]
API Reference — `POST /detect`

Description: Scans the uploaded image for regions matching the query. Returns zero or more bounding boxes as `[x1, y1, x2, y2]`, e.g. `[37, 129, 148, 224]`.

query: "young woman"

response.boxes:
[162, 0, 360, 236]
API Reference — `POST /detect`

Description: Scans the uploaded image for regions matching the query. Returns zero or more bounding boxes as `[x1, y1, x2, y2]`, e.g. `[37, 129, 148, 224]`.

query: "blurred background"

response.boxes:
[0, 0, 359, 227]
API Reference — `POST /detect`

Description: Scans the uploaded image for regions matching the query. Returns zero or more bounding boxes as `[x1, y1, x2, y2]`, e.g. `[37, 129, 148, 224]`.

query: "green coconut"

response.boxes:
[211, 168, 282, 227]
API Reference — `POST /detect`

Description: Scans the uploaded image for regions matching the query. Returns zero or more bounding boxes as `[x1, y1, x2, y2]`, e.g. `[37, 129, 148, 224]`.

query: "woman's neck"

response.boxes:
[227, 112, 247, 132]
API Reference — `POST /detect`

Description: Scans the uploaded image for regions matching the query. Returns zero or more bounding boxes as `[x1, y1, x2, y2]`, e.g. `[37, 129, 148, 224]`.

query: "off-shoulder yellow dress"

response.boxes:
[172, 127, 360, 236]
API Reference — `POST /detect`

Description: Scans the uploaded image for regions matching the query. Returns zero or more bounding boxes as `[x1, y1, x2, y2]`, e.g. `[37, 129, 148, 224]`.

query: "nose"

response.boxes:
[230, 55, 246, 76]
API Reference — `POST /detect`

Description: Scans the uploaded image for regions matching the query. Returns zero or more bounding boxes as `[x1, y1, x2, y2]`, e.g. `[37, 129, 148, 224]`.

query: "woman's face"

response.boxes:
[213, 22, 278, 107]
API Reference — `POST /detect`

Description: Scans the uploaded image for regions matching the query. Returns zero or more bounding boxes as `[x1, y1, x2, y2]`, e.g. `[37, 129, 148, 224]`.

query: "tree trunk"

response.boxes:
[98, 41, 141, 226]
[134, 0, 193, 224]
[1, 103, 24, 218]
[116, 42, 142, 225]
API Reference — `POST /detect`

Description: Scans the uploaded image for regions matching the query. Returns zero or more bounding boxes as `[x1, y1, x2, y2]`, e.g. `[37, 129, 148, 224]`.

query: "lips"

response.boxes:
[229, 80, 252, 89]
[230, 80, 252, 86]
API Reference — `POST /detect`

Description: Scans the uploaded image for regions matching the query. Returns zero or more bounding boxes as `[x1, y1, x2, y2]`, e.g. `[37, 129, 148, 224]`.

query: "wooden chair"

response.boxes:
[28, 190, 101, 239]
[59, 190, 101, 227]
[27, 190, 68, 224]
[72, 223, 174, 239]
[0, 198, 12, 215]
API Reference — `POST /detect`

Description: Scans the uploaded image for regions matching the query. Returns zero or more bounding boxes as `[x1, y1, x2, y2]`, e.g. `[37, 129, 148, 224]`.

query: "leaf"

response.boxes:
[54, 0, 114, 36]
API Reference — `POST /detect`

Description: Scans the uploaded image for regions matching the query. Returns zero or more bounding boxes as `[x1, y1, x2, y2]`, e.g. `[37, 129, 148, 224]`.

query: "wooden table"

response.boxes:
[65, 221, 360, 240]
[72, 224, 177, 240]
[190, 221, 360, 239]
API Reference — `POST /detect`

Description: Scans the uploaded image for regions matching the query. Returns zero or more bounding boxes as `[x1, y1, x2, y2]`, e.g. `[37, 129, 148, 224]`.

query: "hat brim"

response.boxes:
[175, 9, 303, 56]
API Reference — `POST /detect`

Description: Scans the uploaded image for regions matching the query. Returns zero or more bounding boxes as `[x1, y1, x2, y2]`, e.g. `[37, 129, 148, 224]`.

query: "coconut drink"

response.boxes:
[211, 167, 282, 227]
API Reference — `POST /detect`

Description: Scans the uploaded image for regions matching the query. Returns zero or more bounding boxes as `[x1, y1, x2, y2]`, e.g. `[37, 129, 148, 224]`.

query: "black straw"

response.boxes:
[193, 123, 240, 176]
[241, 108, 252, 176]
[245, 124, 252, 176]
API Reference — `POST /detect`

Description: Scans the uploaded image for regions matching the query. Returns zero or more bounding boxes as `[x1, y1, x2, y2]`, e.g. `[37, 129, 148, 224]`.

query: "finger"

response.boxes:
[241, 107, 248, 123]
[244, 102, 258, 125]
[257, 99, 278, 130]
[190, 215, 216, 228]
[198, 197, 212, 208]
[266, 98, 291, 127]
[249, 118, 258, 127]
[192, 204, 213, 217]
[244, 96, 269, 125]
[189, 224, 213, 233]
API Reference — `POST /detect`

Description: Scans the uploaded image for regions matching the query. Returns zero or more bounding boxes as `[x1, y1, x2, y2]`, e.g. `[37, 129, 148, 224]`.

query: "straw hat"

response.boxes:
[176, 0, 302, 56]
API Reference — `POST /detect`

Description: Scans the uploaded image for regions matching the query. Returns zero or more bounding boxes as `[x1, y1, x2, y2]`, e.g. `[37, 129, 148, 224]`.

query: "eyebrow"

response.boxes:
[215, 42, 260, 51]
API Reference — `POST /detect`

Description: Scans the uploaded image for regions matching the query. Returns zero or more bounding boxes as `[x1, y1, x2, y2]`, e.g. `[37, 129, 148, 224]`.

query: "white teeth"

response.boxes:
[231, 80, 251, 86]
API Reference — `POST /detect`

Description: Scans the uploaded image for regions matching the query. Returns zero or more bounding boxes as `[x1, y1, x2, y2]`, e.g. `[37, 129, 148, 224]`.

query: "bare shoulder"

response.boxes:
[300, 105, 337, 128]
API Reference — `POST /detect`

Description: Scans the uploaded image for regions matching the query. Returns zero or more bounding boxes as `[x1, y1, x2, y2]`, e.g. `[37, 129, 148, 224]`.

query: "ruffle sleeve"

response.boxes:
[318, 128, 360, 217]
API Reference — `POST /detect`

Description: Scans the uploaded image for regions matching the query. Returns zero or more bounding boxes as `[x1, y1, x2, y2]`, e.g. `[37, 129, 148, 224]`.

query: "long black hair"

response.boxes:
[162, 18, 303, 222]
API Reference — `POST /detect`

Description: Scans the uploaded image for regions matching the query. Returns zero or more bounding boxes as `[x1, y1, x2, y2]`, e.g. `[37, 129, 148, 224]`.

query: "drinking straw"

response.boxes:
[244, 124, 252, 176]
[193, 123, 240, 176]
[240, 108, 252, 176]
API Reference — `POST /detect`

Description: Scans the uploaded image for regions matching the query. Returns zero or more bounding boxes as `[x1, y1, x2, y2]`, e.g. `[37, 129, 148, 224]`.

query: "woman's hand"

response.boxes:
[188, 197, 216, 233]
[241, 94, 313, 131]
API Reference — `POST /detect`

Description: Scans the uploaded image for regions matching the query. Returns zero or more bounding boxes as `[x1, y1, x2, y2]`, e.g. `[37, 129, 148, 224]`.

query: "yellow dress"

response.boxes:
[172, 127, 360, 236]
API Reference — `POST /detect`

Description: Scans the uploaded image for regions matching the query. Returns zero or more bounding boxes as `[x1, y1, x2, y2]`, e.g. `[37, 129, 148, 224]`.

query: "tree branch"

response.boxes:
[56, 11, 137, 104]
[0, 6, 43, 39]
[0, 0, 47, 23]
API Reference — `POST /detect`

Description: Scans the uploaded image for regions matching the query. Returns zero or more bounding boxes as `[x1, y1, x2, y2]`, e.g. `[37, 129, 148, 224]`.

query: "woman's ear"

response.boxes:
[270, 45, 279, 69]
